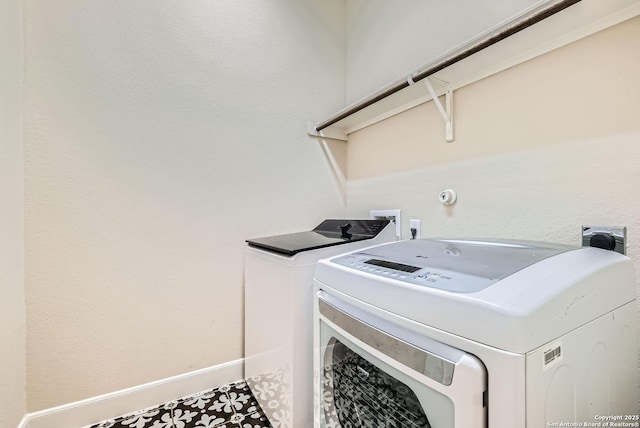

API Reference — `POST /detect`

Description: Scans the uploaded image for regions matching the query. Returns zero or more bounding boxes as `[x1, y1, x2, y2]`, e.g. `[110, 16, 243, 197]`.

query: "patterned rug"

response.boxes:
[86, 380, 272, 428]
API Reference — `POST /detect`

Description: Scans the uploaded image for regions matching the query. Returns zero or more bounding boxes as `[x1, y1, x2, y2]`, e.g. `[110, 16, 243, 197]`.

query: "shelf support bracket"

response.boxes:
[424, 78, 454, 142]
[307, 123, 348, 142]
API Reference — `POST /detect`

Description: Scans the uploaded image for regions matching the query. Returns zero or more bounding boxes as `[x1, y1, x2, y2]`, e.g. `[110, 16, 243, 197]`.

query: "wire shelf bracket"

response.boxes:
[423, 77, 454, 142]
[307, 123, 348, 142]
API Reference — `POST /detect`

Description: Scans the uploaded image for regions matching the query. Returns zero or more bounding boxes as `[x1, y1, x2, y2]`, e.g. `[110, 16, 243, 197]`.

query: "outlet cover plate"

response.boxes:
[409, 219, 421, 240]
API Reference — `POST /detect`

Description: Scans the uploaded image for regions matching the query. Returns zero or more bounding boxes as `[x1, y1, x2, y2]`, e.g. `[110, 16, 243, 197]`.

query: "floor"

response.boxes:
[85, 380, 272, 428]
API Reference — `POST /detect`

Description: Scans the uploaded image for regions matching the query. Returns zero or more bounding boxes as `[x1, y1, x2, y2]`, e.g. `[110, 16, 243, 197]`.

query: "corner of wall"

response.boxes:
[0, 0, 26, 425]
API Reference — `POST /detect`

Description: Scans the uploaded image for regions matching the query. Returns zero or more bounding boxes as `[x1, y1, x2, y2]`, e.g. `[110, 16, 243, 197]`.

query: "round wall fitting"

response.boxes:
[439, 189, 457, 205]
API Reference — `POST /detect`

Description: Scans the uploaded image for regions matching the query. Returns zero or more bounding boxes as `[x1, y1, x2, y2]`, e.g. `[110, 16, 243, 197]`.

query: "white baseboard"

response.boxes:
[19, 358, 244, 428]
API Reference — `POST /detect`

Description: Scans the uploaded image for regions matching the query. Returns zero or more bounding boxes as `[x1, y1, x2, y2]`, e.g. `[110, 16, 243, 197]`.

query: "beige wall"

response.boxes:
[347, 14, 640, 374]
[348, 16, 640, 181]
[23, 0, 346, 410]
[0, 0, 26, 425]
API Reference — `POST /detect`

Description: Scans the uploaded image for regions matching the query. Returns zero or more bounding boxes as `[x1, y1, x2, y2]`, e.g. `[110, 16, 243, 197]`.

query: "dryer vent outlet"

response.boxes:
[582, 226, 626, 255]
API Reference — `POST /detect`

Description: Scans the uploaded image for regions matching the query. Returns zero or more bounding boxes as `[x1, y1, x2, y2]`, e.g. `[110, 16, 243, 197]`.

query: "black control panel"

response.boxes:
[364, 259, 421, 273]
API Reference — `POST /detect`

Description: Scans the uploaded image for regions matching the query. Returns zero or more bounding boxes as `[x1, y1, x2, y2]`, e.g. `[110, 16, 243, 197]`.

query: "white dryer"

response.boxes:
[313, 238, 637, 427]
[244, 219, 396, 428]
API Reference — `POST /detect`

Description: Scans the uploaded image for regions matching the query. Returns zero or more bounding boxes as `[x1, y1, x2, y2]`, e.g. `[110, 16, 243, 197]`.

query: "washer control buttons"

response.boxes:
[350, 261, 453, 284]
[414, 272, 451, 282]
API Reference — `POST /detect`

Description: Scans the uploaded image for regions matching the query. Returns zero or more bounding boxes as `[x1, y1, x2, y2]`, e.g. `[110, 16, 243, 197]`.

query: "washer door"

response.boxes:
[317, 291, 487, 428]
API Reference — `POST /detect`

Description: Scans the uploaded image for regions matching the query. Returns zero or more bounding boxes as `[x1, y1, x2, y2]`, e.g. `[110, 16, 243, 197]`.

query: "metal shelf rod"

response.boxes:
[313, 0, 581, 133]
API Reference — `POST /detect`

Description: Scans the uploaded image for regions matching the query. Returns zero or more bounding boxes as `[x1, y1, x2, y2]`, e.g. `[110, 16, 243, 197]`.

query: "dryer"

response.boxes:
[313, 238, 637, 427]
[244, 219, 396, 428]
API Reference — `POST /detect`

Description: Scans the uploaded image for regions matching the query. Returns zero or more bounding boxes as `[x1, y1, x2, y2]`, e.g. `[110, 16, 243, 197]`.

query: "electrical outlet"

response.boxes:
[409, 219, 421, 240]
[582, 226, 627, 255]
[370, 209, 401, 239]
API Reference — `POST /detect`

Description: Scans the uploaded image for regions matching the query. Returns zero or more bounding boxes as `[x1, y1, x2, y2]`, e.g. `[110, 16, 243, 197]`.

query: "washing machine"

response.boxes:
[244, 219, 396, 428]
[313, 238, 638, 427]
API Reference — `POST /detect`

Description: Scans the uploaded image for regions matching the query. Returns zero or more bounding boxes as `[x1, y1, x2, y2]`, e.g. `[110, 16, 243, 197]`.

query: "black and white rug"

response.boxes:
[86, 380, 272, 428]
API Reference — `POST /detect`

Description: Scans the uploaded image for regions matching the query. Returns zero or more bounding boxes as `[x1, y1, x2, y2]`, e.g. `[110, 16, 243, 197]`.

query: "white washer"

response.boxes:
[244, 219, 396, 428]
[313, 238, 637, 427]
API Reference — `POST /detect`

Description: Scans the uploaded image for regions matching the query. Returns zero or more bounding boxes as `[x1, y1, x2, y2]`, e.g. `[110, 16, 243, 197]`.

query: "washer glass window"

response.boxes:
[317, 291, 487, 428]
[325, 337, 432, 427]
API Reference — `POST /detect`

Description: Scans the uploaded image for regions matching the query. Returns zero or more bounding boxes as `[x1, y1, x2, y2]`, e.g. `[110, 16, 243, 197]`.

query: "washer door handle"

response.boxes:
[318, 292, 456, 386]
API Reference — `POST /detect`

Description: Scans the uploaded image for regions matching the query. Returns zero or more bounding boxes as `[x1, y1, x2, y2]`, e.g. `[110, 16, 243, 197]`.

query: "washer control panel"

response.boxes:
[333, 254, 492, 294]
[329, 238, 574, 294]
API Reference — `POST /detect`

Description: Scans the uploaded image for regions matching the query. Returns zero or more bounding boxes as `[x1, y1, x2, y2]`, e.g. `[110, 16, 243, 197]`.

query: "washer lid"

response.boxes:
[246, 219, 390, 256]
[330, 238, 574, 293]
